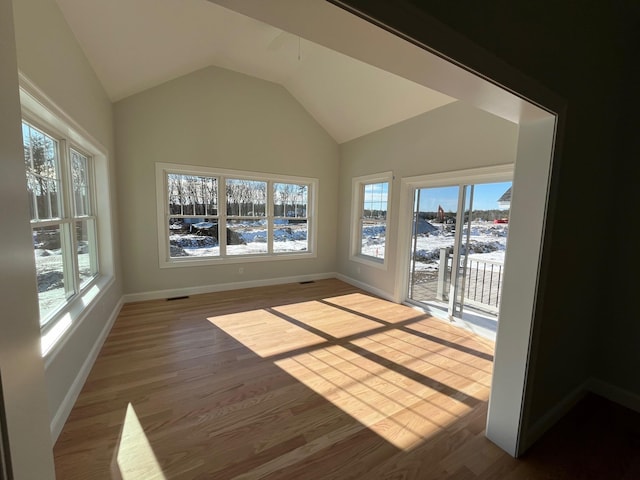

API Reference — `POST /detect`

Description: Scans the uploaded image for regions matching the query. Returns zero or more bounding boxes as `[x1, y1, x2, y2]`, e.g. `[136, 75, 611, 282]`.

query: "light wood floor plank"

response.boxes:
[55, 278, 636, 479]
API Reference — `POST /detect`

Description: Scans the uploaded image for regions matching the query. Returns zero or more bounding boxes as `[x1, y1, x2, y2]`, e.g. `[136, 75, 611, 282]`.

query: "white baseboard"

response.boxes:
[122, 272, 337, 303]
[520, 379, 590, 453]
[50, 297, 124, 441]
[588, 378, 640, 413]
[335, 273, 396, 302]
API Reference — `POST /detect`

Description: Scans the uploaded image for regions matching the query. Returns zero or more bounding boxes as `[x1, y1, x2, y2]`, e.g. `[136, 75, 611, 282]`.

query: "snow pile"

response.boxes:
[170, 234, 217, 249]
[360, 221, 508, 266]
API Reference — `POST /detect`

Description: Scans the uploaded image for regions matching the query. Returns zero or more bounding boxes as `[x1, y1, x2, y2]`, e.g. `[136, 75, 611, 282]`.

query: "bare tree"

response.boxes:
[24, 127, 60, 220]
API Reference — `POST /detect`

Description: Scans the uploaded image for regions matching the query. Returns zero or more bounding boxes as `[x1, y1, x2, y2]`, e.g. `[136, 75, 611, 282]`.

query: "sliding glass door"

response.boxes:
[408, 185, 459, 316]
[407, 178, 512, 332]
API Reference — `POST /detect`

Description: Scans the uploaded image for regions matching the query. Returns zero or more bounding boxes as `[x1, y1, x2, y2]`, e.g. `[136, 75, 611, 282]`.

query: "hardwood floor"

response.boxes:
[53, 279, 640, 479]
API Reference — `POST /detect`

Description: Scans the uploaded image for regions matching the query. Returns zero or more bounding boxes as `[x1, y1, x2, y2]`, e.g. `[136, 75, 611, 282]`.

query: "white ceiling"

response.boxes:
[54, 0, 456, 143]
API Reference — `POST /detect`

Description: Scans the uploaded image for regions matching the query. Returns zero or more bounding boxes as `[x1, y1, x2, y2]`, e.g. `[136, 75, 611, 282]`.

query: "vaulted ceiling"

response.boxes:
[54, 0, 456, 143]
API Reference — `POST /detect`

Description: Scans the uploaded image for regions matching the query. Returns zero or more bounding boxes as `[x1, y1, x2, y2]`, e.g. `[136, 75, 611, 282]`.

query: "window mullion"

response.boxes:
[60, 220, 77, 299]
[88, 155, 99, 276]
[87, 215, 99, 277]
[219, 176, 227, 257]
[267, 180, 273, 254]
[60, 141, 80, 296]
[164, 173, 171, 262]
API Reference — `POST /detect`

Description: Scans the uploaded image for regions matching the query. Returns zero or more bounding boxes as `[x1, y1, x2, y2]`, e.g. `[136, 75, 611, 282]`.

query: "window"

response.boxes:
[351, 172, 392, 268]
[23, 121, 99, 327]
[157, 163, 316, 267]
[19, 78, 115, 356]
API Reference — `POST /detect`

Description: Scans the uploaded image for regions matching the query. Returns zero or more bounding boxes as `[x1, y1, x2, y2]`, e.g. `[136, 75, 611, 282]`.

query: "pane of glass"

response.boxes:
[227, 219, 268, 255]
[22, 122, 62, 220]
[26, 172, 38, 220]
[168, 217, 219, 257]
[22, 123, 32, 168]
[362, 182, 388, 220]
[274, 219, 308, 253]
[33, 225, 68, 324]
[360, 182, 388, 259]
[453, 185, 473, 319]
[76, 220, 97, 288]
[48, 178, 60, 218]
[274, 183, 308, 218]
[360, 219, 386, 259]
[71, 149, 90, 216]
[455, 181, 511, 316]
[167, 174, 218, 217]
[408, 185, 459, 307]
[226, 179, 267, 217]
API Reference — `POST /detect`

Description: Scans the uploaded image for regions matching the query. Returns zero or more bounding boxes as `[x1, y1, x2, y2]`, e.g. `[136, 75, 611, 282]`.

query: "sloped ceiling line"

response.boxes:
[55, 0, 456, 143]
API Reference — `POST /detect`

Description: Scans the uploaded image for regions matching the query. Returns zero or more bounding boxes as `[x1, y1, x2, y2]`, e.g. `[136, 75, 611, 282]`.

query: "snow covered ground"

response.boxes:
[35, 249, 92, 322]
[34, 220, 507, 322]
[169, 222, 309, 257]
[168, 220, 507, 264]
[361, 221, 508, 270]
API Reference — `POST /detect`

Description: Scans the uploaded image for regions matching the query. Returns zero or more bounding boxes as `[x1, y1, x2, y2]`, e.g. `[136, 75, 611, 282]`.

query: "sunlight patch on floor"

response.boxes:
[207, 294, 491, 451]
[209, 308, 326, 357]
[322, 293, 424, 323]
[273, 300, 383, 337]
[275, 344, 468, 450]
[114, 403, 166, 480]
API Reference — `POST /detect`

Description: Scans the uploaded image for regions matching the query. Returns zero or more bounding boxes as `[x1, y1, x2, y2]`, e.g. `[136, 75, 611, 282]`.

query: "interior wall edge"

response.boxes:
[519, 379, 589, 454]
[334, 273, 396, 302]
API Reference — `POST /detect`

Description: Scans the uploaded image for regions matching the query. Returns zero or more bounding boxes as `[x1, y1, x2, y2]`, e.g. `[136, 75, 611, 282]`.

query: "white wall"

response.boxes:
[337, 101, 519, 298]
[12, 0, 123, 439]
[0, 0, 56, 477]
[114, 66, 340, 296]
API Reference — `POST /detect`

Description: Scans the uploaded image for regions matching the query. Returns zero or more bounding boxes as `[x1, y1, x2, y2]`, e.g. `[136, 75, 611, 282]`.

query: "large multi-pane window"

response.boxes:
[351, 172, 392, 267]
[23, 121, 98, 326]
[158, 164, 315, 266]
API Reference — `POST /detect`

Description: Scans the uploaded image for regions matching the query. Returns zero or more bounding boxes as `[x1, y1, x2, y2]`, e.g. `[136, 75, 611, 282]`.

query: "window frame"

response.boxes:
[20, 76, 115, 357]
[350, 171, 393, 270]
[156, 163, 318, 268]
[22, 117, 101, 328]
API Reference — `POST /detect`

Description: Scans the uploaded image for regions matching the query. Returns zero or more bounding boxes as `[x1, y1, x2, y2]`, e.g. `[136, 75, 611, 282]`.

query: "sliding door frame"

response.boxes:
[396, 164, 514, 307]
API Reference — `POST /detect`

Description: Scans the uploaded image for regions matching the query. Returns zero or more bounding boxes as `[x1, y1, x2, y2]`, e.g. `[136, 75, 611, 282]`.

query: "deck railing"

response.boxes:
[435, 249, 504, 313]
[460, 257, 503, 311]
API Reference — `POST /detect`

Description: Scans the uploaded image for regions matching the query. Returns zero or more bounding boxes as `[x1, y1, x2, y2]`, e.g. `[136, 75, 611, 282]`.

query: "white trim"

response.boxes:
[42, 276, 115, 361]
[49, 296, 123, 441]
[401, 164, 514, 189]
[487, 118, 557, 457]
[349, 171, 393, 270]
[19, 73, 107, 157]
[122, 272, 336, 303]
